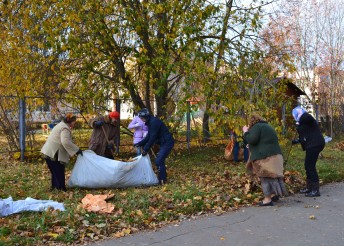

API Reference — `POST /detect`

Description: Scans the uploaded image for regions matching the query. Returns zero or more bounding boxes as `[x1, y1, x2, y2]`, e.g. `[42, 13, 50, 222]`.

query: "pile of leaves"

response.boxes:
[1, 140, 343, 245]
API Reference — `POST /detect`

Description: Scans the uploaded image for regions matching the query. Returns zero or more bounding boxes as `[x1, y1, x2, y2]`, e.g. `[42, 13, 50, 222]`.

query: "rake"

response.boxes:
[284, 131, 298, 166]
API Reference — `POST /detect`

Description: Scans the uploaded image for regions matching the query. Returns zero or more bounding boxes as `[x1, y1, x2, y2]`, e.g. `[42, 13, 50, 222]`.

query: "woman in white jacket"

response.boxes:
[41, 114, 82, 191]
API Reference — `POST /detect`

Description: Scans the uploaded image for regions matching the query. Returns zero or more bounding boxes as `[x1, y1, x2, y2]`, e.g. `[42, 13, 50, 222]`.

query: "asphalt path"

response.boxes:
[91, 182, 344, 246]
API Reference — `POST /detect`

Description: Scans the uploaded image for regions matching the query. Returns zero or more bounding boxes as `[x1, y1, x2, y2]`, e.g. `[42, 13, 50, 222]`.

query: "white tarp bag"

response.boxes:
[68, 150, 159, 188]
[0, 196, 65, 217]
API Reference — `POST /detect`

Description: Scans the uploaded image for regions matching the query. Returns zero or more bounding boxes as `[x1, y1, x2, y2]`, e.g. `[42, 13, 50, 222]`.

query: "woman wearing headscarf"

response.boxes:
[292, 106, 325, 197]
[41, 114, 83, 191]
[243, 113, 288, 206]
[88, 111, 120, 159]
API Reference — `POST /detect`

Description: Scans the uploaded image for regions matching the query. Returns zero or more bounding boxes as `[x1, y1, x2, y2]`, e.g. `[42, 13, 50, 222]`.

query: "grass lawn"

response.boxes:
[0, 138, 343, 245]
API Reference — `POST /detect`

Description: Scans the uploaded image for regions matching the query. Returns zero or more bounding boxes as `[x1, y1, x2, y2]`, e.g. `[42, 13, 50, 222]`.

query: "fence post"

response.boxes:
[282, 103, 286, 135]
[19, 97, 26, 162]
[186, 101, 191, 150]
[115, 99, 121, 154]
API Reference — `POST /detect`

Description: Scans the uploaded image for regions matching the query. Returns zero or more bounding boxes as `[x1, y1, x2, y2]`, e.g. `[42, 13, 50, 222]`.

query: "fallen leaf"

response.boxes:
[309, 215, 316, 220]
[113, 231, 125, 238]
[96, 223, 107, 228]
[81, 194, 115, 214]
[46, 232, 59, 239]
[136, 210, 143, 216]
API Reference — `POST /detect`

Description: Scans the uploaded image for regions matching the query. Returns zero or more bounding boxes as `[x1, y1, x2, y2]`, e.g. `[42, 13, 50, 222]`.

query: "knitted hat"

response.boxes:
[138, 108, 150, 118]
[109, 111, 120, 119]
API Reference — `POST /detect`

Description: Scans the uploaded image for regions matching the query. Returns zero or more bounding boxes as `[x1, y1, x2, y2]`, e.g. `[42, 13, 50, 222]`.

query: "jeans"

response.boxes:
[233, 142, 249, 162]
[136, 146, 142, 156]
[155, 141, 174, 182]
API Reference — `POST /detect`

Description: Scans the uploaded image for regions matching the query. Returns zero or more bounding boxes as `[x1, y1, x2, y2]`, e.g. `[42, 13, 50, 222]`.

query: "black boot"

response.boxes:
[300, 179, 311, 194]
[305, 182, 320, 197]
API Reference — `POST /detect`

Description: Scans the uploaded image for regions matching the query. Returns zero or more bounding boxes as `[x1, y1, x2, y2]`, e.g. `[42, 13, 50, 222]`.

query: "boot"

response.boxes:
[305, 182, 320, 197]
[300, 179, 311, 194]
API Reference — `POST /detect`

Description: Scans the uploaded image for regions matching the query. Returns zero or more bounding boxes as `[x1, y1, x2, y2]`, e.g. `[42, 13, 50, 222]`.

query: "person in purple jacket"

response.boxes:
[128, 112, 148, 156]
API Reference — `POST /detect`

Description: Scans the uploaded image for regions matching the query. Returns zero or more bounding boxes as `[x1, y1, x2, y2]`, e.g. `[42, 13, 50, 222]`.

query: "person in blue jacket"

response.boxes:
[135, 108, 174, 185]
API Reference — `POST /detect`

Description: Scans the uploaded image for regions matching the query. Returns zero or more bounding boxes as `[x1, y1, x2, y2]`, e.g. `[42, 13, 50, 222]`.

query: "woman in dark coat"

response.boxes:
[88, 111, 120, 159]
[243, 113, 288, 206]
[292, 106, 325, 197]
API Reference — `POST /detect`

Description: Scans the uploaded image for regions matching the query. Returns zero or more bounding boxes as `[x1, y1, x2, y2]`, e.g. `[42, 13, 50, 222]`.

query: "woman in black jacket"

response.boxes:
[292, 106, 325, 197]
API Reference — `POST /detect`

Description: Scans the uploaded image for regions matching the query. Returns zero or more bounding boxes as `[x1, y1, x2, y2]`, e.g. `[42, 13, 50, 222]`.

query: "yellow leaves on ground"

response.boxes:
[136, 209, 143, 216]
[45, 232, 59, 239]
[12, 152, 21, 160]
[113, 228, 131, 238]
[193, 196, 202, 200]
[81, 193, 115, 214]
[244, 182, 251, 194]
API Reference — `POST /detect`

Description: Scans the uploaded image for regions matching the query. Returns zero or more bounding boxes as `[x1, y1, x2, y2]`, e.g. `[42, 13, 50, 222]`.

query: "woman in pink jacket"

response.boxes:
[128, 114, 148, 156]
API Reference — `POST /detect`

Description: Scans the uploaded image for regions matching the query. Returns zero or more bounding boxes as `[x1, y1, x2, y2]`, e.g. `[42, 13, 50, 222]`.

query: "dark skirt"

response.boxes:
[260, 177, 288, 197]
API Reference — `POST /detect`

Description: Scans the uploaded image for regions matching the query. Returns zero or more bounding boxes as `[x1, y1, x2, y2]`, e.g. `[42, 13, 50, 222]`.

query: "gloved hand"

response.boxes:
[141, 150, 147, 156]
[106, 143, 114, 149]
[106, 141, 115, 149]
[76, 149, 83, 156]
[94, 121, 104, 127]
[292, 139, 300, 145]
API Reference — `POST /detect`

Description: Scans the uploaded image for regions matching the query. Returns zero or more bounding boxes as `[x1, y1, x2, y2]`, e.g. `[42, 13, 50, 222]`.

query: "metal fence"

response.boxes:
[0, 96, 213, 161]
[304, 103, 344, 137]
[0, 96, 84, 160]
[0, 95, 343, 161]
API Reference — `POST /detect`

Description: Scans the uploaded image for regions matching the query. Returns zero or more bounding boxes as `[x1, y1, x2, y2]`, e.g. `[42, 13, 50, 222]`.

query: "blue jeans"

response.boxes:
[155, 141, 174, 182]
[136, 147, 142, 156]
[233, 142, 249, 162]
